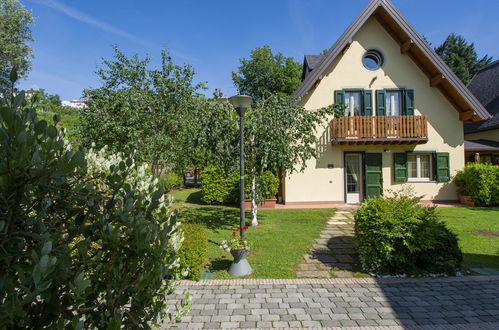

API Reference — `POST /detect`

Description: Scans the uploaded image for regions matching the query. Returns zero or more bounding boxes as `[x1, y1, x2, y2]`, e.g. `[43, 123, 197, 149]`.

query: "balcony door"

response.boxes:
[345, 153, 363, 204]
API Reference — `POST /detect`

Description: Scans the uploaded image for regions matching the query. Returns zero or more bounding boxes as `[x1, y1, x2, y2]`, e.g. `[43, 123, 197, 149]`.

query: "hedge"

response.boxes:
[158, 171, 184, 192]
[454, 163, 499, 206]
[354, 191, 462, 275]
[200, 166, 279, 205]
[177, 224, 208, 280]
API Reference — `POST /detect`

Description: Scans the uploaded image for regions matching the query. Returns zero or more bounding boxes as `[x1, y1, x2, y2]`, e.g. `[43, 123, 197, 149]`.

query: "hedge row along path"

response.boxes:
[162, 276, 499, 329]
[297, 209, 365, 278]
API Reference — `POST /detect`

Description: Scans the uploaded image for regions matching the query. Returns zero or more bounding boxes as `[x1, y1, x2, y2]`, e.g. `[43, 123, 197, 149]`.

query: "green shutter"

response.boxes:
[363, 90, 373, 116]
[335, 90, 345, 105]
[365, 153, 383, 198]
[404, 89, 415, 115]
[435, 152, 450, 182]
[393, 152, 408, 182]
[376, 90, 386, 116]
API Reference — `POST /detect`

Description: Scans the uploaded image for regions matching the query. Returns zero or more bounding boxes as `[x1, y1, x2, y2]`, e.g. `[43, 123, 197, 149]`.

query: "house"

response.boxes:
[464, 60, 499, 165]
[281, 0, 490, 204]
[62, 100, 88, 109]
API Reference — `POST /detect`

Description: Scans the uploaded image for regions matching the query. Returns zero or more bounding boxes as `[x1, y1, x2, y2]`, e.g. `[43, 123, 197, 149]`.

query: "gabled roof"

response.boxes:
[464, 139, 499, 152]
[301, 55, 325, 81]
[292, 0, 491, 122]
[465, 60, 499, 133]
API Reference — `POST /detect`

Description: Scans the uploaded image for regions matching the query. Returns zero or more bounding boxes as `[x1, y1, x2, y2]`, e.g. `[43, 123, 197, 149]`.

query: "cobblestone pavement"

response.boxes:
[298, 210, 364, 278]
[161, 276, 499, 329]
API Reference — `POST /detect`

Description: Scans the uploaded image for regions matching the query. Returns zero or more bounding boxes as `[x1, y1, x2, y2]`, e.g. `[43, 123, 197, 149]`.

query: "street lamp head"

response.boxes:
[229, 95, 252, 116]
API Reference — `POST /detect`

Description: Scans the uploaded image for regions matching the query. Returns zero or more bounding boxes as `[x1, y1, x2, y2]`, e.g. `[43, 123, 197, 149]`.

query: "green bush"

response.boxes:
[454, 163, 499, 206]
[200, 166, 279, 205]
[354, 191, 462, 275]
[0, 85, 186, 328]
[159, 171, 184, 192]
[177, 224, 208, 280]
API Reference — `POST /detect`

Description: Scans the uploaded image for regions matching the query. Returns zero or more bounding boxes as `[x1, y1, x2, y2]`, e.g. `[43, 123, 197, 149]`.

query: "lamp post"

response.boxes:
[228, 95, 252, 240]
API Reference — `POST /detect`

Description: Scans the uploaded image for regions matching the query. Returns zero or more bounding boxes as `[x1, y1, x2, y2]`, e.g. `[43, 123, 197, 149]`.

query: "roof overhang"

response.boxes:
[292, 0, 492, 123]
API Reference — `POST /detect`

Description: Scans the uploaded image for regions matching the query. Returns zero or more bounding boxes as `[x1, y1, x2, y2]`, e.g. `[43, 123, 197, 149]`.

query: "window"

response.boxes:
[345, 91, 362, 116]
[407, 153, 432, 181]
[385, 90, 402, 116]
[362, 49, 384, 70]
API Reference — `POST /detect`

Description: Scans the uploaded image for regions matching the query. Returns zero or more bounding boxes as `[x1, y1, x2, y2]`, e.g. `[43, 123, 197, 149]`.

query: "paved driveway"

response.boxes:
[162, 276, 499, 329]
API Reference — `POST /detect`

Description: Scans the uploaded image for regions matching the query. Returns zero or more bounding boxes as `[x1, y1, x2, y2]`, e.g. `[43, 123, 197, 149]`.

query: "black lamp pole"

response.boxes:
[229, 95, 252, 240]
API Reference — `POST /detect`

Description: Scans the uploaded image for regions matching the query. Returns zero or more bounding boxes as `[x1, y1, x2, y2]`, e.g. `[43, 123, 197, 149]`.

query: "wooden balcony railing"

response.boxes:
[331, 115, 428, 145]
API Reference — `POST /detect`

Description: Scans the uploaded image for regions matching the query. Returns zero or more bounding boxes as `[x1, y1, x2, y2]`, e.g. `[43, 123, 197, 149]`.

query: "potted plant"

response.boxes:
[220, 227, 252, 277]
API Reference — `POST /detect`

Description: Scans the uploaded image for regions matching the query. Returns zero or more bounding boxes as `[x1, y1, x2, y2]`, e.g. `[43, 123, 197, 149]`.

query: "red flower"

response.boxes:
[237, 227, 241, 230]
[229, 227, 233, 230]
[244, 226, 248, 230]
[232, 231, 236, 236]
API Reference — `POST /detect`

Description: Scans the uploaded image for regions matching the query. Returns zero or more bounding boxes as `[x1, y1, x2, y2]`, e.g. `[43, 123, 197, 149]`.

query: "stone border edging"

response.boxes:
[178, 275, 499, 286]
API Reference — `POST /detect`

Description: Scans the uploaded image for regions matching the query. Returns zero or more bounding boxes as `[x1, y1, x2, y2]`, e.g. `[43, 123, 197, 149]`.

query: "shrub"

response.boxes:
[354, 191, 462, 275]
[177, 224, 208, 280]
[0, 84, 186, 328]
[159, 171, 184, 192]
[200, 166, 279, 205]
[454, 163, 499, 206]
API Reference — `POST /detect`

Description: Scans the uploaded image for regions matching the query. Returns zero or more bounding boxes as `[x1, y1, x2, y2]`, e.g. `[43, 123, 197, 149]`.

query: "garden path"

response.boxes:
[297, 209, 364, 278]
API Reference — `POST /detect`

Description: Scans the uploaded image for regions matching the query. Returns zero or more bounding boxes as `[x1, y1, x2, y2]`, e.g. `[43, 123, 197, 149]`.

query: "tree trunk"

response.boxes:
[251, 174, 258, 226]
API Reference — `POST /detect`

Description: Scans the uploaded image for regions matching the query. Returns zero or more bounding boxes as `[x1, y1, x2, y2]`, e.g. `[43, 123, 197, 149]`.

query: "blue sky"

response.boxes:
[19, 0, 499, 100]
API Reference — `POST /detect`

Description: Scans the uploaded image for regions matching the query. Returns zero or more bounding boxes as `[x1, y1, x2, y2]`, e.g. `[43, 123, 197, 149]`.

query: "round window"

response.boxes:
[362, 49, 384, 70]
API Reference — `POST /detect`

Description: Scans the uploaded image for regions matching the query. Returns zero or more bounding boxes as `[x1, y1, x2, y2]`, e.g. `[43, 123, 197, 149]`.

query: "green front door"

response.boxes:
[365, 153, 383, 199]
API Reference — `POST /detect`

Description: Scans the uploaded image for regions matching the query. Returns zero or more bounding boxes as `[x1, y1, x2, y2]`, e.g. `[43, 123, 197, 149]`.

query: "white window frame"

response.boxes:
[345, 91, 362, 117]
[407, 153, 433, 182]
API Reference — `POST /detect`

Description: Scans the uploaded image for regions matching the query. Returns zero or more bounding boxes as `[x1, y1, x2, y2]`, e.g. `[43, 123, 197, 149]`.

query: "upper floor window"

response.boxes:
[345, 91, 362, 116]
[385, 90, 402, 116]
[363, 49, 384, 70]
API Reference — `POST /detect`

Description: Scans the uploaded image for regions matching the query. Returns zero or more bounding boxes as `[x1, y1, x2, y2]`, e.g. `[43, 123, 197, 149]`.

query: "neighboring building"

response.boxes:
[282, 0, 490, 204]
[62, 100, 88, 109]
[464, 60, 499, 164]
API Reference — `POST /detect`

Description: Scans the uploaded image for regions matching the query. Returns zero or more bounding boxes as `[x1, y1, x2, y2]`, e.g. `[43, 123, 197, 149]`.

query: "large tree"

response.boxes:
[0, 0, 34, 91]
[435, 33, 492, 85]
[232, 46, 302, 100]
[79, 46, 205, 176]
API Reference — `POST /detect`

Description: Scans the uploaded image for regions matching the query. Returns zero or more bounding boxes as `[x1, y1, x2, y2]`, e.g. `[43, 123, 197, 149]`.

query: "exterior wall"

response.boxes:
[464, 128, 499, 142]
[284, 17, 464, 203]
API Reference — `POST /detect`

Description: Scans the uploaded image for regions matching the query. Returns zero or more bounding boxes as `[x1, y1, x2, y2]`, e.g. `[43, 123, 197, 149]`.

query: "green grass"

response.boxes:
[438, 207, 499, 270]
[37, 106, 81, 146]
[172, 189, 333, 279]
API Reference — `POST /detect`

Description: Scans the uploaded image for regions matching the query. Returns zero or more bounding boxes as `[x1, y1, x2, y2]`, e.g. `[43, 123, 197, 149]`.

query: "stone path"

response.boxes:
[161, 276, 499, 329]
[297, 209, 364, 278]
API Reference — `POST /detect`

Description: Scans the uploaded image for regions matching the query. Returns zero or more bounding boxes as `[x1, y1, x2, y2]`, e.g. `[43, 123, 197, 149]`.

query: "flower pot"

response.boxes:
[458, 195, 475, 207]
[228, 248, 252, 277]
[243, 199, 277, 209]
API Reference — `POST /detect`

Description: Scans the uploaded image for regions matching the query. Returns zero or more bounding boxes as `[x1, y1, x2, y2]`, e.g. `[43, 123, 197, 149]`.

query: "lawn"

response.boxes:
[172, 189, 333, 279]
[438, 207, 499, 271]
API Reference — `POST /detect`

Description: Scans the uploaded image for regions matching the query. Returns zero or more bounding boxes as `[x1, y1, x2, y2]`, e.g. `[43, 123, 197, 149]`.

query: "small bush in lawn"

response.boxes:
[354, 190, 462, 275]
[454, 163, 499, 206]
[159, 171, 184, 192]
[177, 224, 208, 280]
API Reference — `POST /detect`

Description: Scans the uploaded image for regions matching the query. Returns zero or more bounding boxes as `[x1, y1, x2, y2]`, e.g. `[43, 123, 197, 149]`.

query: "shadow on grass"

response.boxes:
[463, 253, 499, 270]
[178, 207, 268, 232]
[185, 190, 204, 205]
[208, 257, 232, 273]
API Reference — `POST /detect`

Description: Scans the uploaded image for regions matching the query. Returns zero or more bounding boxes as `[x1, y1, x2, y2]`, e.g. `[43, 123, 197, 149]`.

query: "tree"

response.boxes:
[232, 46, 302, 100]
[0, 0, 34, 91]
[79, 46, 205, 176]
[0, 74, 187, 328]
[435, 33, 492, 85]
[243, 96, 338, 225]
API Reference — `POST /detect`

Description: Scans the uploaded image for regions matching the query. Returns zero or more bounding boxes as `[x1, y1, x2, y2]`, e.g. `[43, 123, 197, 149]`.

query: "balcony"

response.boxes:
[331, 115, 428, 145]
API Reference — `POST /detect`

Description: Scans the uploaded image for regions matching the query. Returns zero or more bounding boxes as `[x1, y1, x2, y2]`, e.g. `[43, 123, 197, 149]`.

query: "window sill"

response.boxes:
[407, 178, 435, 183]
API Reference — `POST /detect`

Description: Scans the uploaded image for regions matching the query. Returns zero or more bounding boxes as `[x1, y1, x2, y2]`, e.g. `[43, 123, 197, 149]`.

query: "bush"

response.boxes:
[177, 224, 208, 280]
[454, 163, 499, 206]
[0, 87, 186, 328]
[159, 171, 184, 192]
[200, 166, 279, 205]
[354, 191, 462, 275]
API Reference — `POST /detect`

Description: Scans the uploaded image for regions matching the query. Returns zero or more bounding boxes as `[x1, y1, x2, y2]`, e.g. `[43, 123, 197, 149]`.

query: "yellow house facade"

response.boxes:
[282, 0, 490, 204]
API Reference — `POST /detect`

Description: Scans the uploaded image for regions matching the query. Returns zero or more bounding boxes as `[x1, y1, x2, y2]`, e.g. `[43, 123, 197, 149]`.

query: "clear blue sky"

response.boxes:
[19, 0, 499, 100]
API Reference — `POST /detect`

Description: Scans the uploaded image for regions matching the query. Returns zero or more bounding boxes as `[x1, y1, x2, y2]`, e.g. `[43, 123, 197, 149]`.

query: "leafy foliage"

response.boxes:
[454, 163, 499, 206]
[0, 0, 34, 91]
[177, 224, 208, 281]
[354, 190, 462, 275]
[435, 33, 492, 84]
[0, 84, 186, 328]
[158, 171, 185, 192]
[79, 46, 205, 176]
[232, 45, 302, 100]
